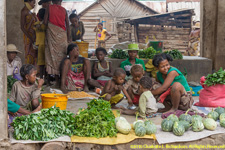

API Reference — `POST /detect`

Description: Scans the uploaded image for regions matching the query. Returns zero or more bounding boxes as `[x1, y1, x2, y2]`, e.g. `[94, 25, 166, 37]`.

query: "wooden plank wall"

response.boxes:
[79, 0, 155, 50]
[201, 0, 225, 70]
[138, 25, 191, 53]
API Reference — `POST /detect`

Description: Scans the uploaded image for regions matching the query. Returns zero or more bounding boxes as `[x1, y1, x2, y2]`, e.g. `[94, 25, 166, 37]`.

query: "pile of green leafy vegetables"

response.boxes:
[204, 67, 225, 86]
[164, 49, 183, 60]
[109, 49, 128, 59]
[138, 46, 160, 59]
[12, 106, 75, 141]
[7, 76, 17, 93]
[73, 99, 117, 138]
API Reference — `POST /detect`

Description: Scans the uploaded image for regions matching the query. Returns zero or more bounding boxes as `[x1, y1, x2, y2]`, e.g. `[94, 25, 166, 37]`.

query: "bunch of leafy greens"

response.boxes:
[204, 67, 225, 86]
[73, 99, 117, 138]
[12, 106, 75, 141]
[109, 49, 128, 59]
[7, 76, 17, 93]
[138, 46, 160, 59]
[164, 49, 183, 60]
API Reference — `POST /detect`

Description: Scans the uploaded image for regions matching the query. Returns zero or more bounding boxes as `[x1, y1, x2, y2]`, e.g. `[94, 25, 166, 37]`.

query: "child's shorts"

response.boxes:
[100, 93, 124, 105]
[133, 94, 140, 105]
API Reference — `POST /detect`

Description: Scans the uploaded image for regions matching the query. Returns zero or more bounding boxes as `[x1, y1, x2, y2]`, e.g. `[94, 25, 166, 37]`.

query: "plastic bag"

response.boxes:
[13, 66, 22, 80]
[194, 76, 225, 107]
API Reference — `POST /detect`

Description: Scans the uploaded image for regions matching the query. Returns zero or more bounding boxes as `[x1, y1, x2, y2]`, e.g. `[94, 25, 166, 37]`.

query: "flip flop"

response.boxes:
[146, 113, 157, 118]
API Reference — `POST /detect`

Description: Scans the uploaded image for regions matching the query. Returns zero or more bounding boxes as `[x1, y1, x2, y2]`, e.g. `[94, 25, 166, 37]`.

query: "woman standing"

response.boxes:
[21, 0, 38, 65]
[44, 0, 70, 87]
[69, 12, 85, 42]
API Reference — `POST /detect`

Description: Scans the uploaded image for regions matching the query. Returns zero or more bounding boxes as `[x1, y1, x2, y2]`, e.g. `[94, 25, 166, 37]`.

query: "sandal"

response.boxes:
[146, 113, 157, 118]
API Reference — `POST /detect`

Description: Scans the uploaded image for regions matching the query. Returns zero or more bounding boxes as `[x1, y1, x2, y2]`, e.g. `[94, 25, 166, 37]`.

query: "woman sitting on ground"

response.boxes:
[151, 53, 194, 113]
[61, 43, 102, 93]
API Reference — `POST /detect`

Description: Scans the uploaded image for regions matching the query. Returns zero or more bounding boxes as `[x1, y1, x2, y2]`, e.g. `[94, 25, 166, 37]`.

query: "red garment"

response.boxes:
[159, 87, 172, 103]
[133, 94, 140, 105]
[49, 4, 66, 30]
[97, 80, 108, 87]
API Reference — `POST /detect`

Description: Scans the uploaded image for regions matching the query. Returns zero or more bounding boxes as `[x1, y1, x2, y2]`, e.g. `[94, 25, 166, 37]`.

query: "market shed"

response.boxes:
[78, 0, 158, 50]
[124, 9, 194, 53]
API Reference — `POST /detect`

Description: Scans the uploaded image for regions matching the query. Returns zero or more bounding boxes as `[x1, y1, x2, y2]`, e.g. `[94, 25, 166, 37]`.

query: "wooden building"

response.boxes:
[124, 9, 194, 53]
[78, 0, 158, 50]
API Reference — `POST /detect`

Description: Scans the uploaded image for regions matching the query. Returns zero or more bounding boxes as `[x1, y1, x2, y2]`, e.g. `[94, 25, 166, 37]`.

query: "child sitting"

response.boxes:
[100, 68, 133, 108]
[9, 64, 44, 111]
[124, 64, 144, 106]
[93, 47, 112, 88]
[121, 76, 158, 118]
[120, 43, 146, 80]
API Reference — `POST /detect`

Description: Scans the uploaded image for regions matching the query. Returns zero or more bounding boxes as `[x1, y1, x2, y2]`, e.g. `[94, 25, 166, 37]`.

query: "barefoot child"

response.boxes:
[121, 76, 158, 118]
[100, 68, 133, 108]
[124, 64, 144, 106]
[9, 64, 44, 111]
[151, 53, 194, 113]
[93, 47, 113, 88]
[120, 43, 146, 80]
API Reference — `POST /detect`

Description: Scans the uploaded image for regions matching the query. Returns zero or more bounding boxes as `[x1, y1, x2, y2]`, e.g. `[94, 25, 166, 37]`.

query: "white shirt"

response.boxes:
[7, 56, 22, 76]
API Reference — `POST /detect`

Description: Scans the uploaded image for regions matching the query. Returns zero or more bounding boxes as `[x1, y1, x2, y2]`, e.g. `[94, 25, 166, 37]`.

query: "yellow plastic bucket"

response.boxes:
[74, 41, 89, 58]
[41, 93, 68, 110]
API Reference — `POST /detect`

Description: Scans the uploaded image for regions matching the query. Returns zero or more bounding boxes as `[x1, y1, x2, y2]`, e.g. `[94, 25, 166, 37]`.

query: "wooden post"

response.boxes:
[200, 0, 218, 69]
[134, 23, 139, 43]
[0, 0, 8, 142]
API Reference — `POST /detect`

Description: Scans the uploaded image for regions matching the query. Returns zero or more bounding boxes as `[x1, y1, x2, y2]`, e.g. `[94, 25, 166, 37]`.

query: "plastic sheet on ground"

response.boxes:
[9, 129, 71, 144]
[156, 123, 225, 144]
[71, 129, 155, 145]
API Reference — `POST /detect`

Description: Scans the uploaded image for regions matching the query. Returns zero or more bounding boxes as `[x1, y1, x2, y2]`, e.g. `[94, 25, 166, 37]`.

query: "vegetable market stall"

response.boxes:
[9, 98, 225, 150]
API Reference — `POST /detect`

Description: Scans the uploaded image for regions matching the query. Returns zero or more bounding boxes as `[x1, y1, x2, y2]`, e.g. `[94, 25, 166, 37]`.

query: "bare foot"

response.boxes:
[157, 108, 170, 113]
[83, 85, 89, 92]
[163, 108, 177, 114]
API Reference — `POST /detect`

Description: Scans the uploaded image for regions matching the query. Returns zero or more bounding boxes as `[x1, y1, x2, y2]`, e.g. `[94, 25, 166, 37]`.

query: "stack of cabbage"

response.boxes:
[133, 113, 157, 137]
[161, 108, 221, 136]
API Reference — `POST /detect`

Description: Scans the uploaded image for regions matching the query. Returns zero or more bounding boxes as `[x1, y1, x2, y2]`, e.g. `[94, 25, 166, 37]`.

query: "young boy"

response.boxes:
[121, 76, 158, 118]
[100, 68, 133, 108]
[120, 43, 146, 79]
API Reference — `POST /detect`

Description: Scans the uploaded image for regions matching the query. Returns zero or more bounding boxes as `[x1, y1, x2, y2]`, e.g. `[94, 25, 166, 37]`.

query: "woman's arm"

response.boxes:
[21, 9, 34, 43]
[43, 5, 49, 25]
[93, 62, 105, 78]
[60, 59, 71, 93]
[65, 11, 71, 43]
[151, 71, 178, 96]
[104, 30, 112, 42]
